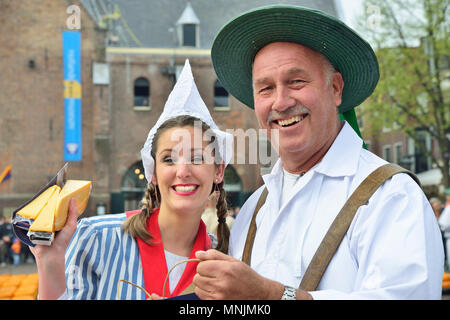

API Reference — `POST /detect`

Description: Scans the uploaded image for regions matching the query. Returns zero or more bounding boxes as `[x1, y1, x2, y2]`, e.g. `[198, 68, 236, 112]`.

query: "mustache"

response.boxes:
[266, 105, 311, 125]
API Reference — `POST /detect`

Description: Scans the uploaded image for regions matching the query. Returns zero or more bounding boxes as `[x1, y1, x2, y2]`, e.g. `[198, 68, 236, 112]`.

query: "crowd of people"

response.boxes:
[0, 216, 35, 268]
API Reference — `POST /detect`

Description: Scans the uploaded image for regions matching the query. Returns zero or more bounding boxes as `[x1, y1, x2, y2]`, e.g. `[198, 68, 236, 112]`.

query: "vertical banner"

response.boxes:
[62, 31, 82, 161]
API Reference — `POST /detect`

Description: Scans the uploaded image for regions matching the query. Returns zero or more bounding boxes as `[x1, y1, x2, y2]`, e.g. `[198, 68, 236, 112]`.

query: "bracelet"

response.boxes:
[281, 285, 297, 300]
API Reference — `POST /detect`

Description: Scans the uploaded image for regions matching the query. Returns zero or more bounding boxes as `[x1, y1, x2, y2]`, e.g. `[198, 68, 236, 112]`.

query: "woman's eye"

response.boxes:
[162, 156, 174, 164]
[192, 155, 204, 164]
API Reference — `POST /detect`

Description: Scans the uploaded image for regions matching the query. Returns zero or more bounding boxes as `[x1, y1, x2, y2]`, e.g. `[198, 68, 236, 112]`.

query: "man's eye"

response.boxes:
[259, 86, 272, 94]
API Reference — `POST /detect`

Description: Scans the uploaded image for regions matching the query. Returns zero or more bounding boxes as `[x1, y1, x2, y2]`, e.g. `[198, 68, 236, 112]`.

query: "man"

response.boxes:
[193, 5, 444, 299]
[439, 189, 450, 270]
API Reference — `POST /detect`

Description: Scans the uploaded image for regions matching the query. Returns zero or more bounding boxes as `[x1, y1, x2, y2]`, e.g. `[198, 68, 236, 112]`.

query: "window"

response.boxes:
[134, 77, 150, 109]
[214, 80, 229, 110]
[182, 24, 196, 47]
[121, 162, 147, 212]
[383, 145, 391, 162]
[394, 142, 403, 164]
[414, 130, 431, 173]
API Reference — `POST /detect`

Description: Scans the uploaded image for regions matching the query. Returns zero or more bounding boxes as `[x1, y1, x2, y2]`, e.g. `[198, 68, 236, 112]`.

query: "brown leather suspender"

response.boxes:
[241, 163, 420, 291]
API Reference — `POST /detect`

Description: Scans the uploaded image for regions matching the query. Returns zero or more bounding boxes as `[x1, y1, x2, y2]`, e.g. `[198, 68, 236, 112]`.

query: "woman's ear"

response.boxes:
[215, 162, 226, 184]
[151, 175, 157, 186]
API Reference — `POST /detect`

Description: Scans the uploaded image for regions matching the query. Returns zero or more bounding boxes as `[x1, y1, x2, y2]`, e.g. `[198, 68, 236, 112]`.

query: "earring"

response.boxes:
[154, 186, 160, 205]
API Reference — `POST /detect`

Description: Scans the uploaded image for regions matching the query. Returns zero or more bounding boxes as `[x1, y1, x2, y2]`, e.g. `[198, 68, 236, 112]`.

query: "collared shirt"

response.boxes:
[229, 121, 444, 299]
[62, 213, 215, 300]
[65, 214, 146, 300]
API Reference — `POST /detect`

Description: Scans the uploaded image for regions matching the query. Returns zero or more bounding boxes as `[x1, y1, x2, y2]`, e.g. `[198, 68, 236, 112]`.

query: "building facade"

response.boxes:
[0, 0, 339, 217]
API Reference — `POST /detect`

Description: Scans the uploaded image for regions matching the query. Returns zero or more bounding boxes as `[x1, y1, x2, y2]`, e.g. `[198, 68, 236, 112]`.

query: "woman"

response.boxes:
[30, 60, 234, 299]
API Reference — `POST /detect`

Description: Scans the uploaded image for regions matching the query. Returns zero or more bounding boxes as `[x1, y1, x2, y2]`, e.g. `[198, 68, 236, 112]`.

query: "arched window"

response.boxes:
[134, 77, 150, 108]
[121, 162, 147, 211]
[214, 79, 229, 109]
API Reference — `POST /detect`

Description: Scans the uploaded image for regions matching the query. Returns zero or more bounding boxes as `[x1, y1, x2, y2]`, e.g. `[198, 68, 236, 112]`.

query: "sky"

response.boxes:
[334, 0, 365, 29]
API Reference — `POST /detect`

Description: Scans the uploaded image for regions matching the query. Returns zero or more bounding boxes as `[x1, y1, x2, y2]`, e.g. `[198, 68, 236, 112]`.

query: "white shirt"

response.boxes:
[229, 122, 444, 300]
[164, 250, 188, 294]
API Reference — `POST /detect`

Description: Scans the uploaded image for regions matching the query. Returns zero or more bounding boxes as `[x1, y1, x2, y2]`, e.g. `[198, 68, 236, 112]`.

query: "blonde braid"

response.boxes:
[122, 182, 160, 245]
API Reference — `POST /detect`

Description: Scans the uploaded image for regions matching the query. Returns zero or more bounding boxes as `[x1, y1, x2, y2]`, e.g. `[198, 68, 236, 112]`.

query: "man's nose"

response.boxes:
[272, 86, 296, 112]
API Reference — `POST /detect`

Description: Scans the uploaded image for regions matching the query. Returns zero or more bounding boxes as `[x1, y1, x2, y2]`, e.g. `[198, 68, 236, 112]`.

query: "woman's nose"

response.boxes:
[175, 160, 192, 179]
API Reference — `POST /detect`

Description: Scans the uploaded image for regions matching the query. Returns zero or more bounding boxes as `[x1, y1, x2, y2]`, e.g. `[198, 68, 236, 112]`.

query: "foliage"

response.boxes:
[356, 0, 450, 188]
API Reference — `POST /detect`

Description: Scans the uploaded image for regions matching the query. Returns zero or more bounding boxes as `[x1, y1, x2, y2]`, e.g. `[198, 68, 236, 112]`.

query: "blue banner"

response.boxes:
[62, 31, 82, 161]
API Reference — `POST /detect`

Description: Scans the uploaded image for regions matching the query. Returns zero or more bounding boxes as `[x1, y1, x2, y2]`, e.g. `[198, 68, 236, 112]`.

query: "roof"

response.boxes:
[82, 0, 338, 48]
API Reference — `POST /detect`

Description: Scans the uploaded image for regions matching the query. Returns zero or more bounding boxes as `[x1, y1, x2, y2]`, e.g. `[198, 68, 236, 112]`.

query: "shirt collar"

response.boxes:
[263, 121, 362, 183]
[314, 121, 363, 177]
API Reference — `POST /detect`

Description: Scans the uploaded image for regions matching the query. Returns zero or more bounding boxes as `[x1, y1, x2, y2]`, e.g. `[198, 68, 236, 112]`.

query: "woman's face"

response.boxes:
[153, 125, 224, 216]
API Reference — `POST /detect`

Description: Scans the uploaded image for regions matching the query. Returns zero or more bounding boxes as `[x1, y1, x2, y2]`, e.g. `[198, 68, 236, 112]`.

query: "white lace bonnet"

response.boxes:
[140, 59, 234, 182]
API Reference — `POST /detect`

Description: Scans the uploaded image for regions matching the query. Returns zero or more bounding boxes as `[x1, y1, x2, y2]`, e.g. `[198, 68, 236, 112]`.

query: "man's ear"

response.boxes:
[331, 72, 344, 107]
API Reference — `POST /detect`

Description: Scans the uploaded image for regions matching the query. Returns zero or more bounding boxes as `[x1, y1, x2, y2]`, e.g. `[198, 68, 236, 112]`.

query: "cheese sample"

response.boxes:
[24, 180, 91, 240]
[16, 185, 60, 220]
[29, 188, 60, 233]
[54, 180, 91, 231]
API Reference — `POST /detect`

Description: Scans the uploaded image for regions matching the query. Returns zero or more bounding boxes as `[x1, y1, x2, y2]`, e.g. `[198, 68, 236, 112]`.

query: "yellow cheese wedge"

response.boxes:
[16, 185, 60, 220]
[29, 187, 60, 233]
[54, 180, 91, 231]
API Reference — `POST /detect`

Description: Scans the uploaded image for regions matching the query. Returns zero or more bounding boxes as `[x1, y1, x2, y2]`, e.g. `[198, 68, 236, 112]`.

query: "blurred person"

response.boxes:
[10, 237, 21, 265]
[439, 188, 450, 270]
[430, 197, 443, 220]
[233, 206, 240, 219]
[29, 60, 234, 299]
[0, 216, 14, 266]
[202, 196, 234, 237]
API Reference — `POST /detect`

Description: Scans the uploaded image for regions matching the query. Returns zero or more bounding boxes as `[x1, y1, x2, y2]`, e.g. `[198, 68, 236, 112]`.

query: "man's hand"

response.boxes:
[193, 249, 285, 300]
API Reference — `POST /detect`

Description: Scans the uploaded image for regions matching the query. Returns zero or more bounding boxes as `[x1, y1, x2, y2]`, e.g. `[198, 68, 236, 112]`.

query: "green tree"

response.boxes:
[357, 0, 450, 189]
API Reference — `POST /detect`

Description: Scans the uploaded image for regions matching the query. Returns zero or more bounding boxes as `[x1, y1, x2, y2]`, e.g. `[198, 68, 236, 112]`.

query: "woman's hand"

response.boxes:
[29, 198, 79, 299]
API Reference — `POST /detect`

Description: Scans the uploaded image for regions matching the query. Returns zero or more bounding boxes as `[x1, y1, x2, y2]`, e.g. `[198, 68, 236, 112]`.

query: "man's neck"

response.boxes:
[281, 121, 343, 175]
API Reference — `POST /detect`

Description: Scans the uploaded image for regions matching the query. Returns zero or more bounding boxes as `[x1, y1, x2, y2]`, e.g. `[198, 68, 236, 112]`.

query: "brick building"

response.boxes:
[0, 0, 339, 217]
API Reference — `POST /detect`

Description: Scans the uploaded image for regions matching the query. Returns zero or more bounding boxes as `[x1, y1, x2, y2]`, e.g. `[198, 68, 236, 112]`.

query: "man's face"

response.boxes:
[252, 42, 344, 160]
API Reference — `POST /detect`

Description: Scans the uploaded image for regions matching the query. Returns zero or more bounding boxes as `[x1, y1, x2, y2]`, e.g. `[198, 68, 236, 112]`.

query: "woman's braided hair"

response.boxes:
[122, 115, 229, 253]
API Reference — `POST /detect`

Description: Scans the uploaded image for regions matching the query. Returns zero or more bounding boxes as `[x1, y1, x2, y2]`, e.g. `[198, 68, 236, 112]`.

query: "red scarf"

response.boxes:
[126, 208, 211, 298]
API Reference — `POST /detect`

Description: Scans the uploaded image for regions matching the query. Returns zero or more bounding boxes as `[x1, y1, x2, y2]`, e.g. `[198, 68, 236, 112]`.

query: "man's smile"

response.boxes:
[274, 113, 309, 127]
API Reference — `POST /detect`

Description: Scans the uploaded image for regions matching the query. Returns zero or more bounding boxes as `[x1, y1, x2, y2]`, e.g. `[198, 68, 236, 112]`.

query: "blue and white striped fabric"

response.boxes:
[65, 213, 147, 300]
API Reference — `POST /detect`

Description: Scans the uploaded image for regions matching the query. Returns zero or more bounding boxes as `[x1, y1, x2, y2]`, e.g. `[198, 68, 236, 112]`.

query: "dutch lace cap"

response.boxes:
[140, 59, 234, 182]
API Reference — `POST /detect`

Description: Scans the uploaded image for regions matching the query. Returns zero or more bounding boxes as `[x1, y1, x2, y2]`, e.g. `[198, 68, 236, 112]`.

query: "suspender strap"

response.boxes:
[242, 187, 268, 266]
[241, 163, 420, 291]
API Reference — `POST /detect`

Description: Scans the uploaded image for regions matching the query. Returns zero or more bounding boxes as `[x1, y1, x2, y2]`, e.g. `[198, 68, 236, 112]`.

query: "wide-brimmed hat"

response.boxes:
[211, 5, 379, 113]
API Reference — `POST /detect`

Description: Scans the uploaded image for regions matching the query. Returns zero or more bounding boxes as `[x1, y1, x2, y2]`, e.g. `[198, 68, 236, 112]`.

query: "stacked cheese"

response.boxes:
[0, 274, 38, 300]
[17, 180, 91, 233]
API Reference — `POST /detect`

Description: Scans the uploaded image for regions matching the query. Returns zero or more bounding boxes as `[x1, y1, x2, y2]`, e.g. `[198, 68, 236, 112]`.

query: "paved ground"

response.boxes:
[0, 262, 37, 275]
